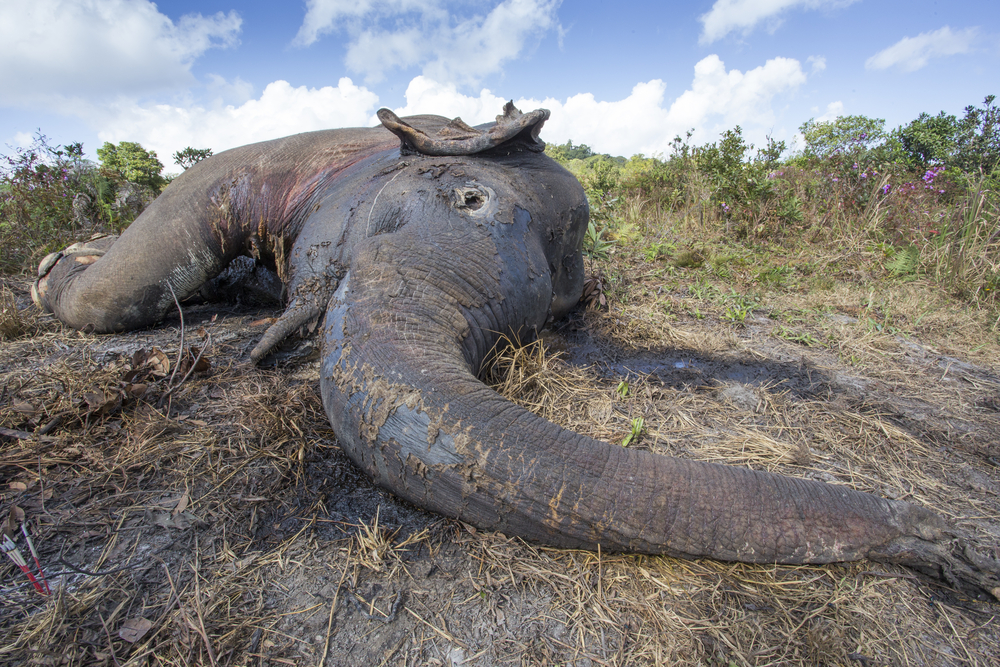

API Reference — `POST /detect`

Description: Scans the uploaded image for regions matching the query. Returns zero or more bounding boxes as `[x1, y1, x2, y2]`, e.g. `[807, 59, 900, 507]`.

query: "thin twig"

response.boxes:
[157, 329, 212, 406]
[164, 280, 185, 390]
[339, 585, 404, 624]
[98, 612, 122, 667]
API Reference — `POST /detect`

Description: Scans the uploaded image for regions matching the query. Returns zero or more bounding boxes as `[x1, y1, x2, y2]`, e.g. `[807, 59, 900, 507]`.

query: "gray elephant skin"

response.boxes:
[32, 104, 999, 598]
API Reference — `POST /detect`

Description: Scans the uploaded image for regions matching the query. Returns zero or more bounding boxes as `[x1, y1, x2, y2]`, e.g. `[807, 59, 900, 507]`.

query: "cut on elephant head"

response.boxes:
[32, 104, 1000, 600]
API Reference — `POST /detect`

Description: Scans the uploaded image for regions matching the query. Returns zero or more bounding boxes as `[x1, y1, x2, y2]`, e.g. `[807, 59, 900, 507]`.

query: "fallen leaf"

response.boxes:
[11, 401, 36, 416]
[173, 492, 189, 517]
[147, 348, 170, 376]
[126, 383, 148, 398]
[9, 482, 28, 492]
[119, 617, 152, 643]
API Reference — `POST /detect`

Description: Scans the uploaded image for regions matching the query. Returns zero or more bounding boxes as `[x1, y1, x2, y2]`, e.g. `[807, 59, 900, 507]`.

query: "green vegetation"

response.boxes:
[1, 134, 178, 272]
[546, 95, 1000, 322]
[173, 146, 214, 170]
[96, 141, 167, 190]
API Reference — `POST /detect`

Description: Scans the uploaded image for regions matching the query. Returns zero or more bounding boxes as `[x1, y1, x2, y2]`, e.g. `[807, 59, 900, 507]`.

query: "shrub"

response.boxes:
[0, 134, 158, 273]
[97, 141, 167, 190]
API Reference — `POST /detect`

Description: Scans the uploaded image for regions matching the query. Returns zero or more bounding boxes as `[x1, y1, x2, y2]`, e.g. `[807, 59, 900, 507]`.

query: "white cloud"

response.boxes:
[0, 0, 241, 106]
[815, 101, 843, 122]
[865, 26, 979, 72]
[205, 75, 255, 107]
[389, 56, 808, 156]
[12, 132, 35, 148]
[93, 79, 380, 164]
[699, 0, 858, 44]
[293, 0, 561, 83]
[807, 55, 826, 73]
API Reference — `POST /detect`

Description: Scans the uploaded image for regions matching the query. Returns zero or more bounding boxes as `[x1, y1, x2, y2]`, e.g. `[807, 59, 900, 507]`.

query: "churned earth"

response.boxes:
[1, 266, 999, 666]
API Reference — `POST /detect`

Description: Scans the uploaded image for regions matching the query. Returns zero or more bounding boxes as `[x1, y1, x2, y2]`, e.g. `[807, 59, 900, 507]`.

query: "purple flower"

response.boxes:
[882, 184, 891, 195]
[861, 173, 867, 179]
[832, 177, 839, 182]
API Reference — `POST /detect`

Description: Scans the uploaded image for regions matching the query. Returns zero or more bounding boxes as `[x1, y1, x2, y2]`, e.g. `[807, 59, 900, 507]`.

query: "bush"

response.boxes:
[0, 134, 160, 273]
[97, 141, 167, 190]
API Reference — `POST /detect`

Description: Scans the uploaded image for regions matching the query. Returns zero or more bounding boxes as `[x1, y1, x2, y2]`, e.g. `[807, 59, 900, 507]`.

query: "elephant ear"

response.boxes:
[377, 102, 549, 156]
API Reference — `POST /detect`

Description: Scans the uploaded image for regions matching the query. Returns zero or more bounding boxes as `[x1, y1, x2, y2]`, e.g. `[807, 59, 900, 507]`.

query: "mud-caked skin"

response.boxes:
[34, 104, 999, 599]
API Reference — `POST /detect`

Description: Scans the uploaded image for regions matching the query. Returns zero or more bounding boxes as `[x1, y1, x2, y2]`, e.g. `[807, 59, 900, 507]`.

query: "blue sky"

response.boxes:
[1, 0, 997, 172]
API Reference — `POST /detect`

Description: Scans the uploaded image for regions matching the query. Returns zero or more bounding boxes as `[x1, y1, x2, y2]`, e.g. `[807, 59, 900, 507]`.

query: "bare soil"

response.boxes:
[2, 272, 999, 666]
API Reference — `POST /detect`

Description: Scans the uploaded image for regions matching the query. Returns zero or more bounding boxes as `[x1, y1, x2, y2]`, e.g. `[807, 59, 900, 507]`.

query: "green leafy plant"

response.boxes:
[97, 141, 166, 190]
[885, 244, 920, 277]
[772, 325, 819, 346]
[643, 240, 675, 261]
[583, 219, 615, 260]
[723, 293, 757, 325]
[622, 417, 644, 447]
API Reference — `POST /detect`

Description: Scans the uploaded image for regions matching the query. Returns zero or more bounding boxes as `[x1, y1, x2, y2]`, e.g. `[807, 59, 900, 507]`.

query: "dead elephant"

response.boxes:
[32, 104, 999, 599]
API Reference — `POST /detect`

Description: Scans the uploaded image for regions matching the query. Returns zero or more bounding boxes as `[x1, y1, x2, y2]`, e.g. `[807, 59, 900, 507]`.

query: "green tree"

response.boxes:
[97, 141, 166, 189]
[953, 95, 1000, 174]
[798, 115, 886, 160]
[545, 140, 594, 163]
[698, 125, 755, 208]
[173, 147, 214, 170]
[896, 111, 959, 168]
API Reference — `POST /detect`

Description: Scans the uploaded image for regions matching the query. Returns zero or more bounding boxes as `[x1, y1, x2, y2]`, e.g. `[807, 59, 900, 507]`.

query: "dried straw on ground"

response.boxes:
[2, 267, 999, 666]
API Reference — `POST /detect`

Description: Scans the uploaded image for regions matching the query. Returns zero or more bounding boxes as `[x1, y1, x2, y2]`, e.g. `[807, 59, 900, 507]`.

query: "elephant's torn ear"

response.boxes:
[377, 102, 549, 156]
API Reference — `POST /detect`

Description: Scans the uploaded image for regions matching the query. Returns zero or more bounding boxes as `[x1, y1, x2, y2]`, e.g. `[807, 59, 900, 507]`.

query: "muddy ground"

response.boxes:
[1, 272, 999, 666]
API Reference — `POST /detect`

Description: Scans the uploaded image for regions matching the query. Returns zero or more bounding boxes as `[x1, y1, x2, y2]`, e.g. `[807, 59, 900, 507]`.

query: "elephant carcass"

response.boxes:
[32, 104, 999, 599]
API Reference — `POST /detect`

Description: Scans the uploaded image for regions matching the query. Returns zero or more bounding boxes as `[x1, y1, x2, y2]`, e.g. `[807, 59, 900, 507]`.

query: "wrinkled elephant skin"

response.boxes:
[33, 104, 999, 599]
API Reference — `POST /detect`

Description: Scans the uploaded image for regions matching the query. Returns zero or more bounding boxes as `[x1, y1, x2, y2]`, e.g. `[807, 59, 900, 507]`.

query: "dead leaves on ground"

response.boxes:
[2, 343, 213, 440]
[581, 273, 607, 310]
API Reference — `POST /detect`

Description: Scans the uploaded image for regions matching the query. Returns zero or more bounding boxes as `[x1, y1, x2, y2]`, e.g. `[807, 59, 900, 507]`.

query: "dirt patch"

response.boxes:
[2, 274, 999, 666]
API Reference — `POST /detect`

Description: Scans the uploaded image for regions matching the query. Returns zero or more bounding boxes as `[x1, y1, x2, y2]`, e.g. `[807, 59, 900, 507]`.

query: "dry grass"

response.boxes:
[2, 239, 1000, 667]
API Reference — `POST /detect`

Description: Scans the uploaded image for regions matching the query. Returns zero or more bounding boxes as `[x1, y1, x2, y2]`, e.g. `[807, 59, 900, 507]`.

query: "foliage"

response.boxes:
[953, 95, 1000, 175]
[798, 115, 888, 161]
[545, 140, 595, 163]
[173, 147, 214, 170]
[0, 134, 154, 272]
[583, 219, 615, 260]
[97, 141, 167, 190]
[621, 416, 644, 447]
[897, 111, 959, 168]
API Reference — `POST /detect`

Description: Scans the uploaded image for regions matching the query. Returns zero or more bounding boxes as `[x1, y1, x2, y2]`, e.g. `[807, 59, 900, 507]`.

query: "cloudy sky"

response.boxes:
[1, 0, 997, 171]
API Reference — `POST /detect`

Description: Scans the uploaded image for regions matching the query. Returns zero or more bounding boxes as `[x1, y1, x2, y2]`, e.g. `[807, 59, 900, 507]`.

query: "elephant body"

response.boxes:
[33, 105, 999, 598]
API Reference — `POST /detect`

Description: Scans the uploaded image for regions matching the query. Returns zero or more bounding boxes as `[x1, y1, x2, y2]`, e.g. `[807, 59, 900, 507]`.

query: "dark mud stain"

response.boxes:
[547, 323, 832, 400]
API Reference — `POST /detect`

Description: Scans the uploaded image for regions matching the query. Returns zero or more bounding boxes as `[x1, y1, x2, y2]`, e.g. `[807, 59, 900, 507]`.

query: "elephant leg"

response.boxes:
[31, 190, 252, 333]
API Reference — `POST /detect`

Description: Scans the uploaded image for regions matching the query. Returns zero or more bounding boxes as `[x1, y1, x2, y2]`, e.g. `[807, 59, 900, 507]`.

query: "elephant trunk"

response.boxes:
[319, 229, 998, 599]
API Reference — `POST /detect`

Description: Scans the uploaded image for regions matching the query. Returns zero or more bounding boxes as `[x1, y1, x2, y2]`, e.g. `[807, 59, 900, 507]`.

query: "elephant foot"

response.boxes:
[31, 235, 118, 312]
